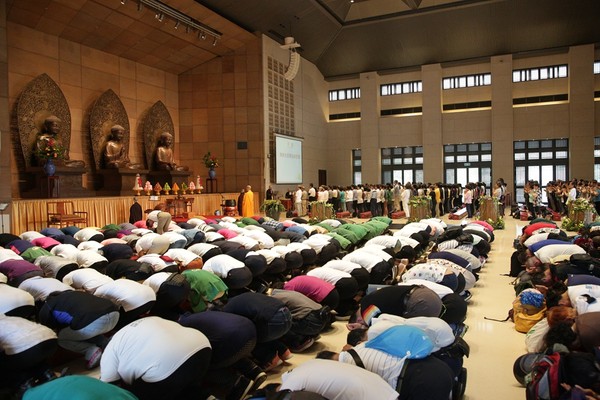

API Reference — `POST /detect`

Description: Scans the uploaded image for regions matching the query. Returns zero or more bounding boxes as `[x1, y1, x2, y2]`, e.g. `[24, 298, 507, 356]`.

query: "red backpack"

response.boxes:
[526, 352, 565, 400]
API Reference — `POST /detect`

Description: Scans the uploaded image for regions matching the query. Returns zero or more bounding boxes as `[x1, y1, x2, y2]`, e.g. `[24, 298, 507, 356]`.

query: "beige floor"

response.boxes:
[76, 214, 529, 399]
[262, 214, 529, 400]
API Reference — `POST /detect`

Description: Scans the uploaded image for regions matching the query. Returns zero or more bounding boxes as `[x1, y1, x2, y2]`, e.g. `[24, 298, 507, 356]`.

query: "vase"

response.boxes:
[43, 159, 56, 176]
[208, 168, 217, 179]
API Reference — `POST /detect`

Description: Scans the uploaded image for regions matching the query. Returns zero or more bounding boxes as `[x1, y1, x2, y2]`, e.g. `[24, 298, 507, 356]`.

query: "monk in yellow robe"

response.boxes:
[242, 185, 255, 217]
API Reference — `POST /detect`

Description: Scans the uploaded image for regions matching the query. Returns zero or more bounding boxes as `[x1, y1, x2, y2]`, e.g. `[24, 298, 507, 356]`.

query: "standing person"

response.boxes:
[295, 186, 303, 217]
[464, 184, 473, 218]
[237, 188, 245, 216]
[242, 185, 255, 217]
[301, 186, 309, 216]
[308, 183, 317, 213]
[401, 183, 412, 218]
[493, 182, 504, 216]
[129, 197, 142, 224]
[266, 185, 273, 200]
[393, 181, 401, 213]
[345, 186, 354, 216]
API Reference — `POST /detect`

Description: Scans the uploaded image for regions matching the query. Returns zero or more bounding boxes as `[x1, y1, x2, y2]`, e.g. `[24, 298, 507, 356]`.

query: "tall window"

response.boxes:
[512, 64, 568, 82]
[595, 137, 600, 181]
[513, 139, 569, 203]
[444, 143, 492, 192]
[329, 87, 361, 102]
[442, 73, 491, 90]
[380, 81, 422, 96]
[352, 149, 362, 185]
[381, 146, 424, 185]
[594, 61, 600, 75]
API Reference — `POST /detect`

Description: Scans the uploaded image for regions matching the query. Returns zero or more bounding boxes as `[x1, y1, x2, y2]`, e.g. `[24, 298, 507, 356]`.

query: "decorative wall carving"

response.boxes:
[16, 74, 72, 168]
[143, 101, 175, 171]
[89, 89, 132, 170]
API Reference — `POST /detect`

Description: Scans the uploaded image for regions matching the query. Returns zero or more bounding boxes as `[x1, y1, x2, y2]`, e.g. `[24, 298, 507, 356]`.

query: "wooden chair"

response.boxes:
[47, 201, 88, 228]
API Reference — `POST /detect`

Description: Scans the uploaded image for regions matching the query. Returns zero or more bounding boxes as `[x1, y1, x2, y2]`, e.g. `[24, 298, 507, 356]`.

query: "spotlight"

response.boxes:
[120, 0, 127, 4]
[137, 1, 143, 11]
[201, 32, 206, 40]
[158, 13, 164, 22]
[174, 21, 180, 29]
[185, 25, 190, 33]
[212, 37, 217, 46]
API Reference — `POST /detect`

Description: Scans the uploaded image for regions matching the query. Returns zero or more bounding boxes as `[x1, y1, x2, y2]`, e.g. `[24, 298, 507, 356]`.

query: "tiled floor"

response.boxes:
[70, 214, 530, 399]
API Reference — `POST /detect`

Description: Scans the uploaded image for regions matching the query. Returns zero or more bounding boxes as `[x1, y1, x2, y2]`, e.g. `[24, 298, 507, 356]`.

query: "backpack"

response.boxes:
[513, 293, 546, 334]
[525, 352, 565, 400]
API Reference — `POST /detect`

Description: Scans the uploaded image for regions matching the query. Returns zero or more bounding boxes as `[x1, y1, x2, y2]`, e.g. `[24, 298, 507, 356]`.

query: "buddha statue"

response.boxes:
[103, 125, 142, 169]
[36, 115, 85, 168]
[155, 132, 189, 171]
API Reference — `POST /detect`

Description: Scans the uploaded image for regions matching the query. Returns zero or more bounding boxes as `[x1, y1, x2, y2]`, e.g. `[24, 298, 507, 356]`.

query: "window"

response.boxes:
[512, 64, 568, 82]
[329, 87, 361, 102]
[352, 149, 362, 185]
[442, 73, 491, 90]
[380, 81, 422, 96]
[381, 146, 423, 185]
[595, 61, 600, 75]
[513, 139, 569, 203]
[444, 142, 492, 192]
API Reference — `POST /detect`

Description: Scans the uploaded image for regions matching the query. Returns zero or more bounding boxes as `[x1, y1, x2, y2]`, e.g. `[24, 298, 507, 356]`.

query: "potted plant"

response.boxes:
[203, 152, 220, 179]
[260, 199, 285, 220]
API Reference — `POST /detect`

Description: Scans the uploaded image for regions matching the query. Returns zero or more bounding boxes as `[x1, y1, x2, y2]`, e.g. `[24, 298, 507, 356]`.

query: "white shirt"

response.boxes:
[187, 243, 219, 257]
[343, 250, 385, 272]
[74, 228, 103, 242]
[100, 317, 211, 384]
[307, 266, 351, 284]
[568, 284, 600, 314]
[143, 272, 172, 293]
[62, 268, 113, 294]
[360, 245, 393, 262]
[295, 189, 303, 203]
[339, 342, 405, 388]
[365, 236, 401, 250]
[228, 235, 260, 249]
[242, 230, 275, 249]
[137, 253, 177, 272]
[396, 279, 453, 298]
[280, 359, 398, 400]
[20, 231, 46, 242]
[322, 259, 363, 273]
[75, 250, 108, 268]
[534, 244, 586, 264]
[0, 315, 57, 355]
[0, 284, 34, 315]
[94, 279, 156, 312]
[77, 241, 103, 252]
[202, 254, 246, 278]
[254, 249, 282, 264]
[18, 276, 73, 301]
[303, 234, 333, 254]
[0, 249, 24, 263]
[164, 249, 201, 267]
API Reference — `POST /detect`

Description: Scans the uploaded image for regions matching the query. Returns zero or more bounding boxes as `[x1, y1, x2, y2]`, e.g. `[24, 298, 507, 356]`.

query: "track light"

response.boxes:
[212, 37, 217, 46]
[134, 0, 222, 42]
[121, 0, 127, 4]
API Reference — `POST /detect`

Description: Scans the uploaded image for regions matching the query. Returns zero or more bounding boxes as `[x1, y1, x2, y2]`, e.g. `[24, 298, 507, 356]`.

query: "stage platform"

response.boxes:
[10, 193, 241, 233]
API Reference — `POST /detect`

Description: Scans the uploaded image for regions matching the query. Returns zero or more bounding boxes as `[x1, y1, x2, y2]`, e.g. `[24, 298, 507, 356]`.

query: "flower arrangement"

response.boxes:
[37, 137, 64, 160]
[203, 152, 220, 169]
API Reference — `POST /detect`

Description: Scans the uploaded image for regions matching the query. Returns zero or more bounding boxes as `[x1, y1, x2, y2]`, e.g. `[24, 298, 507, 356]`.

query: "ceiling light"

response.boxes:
[201, 32, 206, 40]
[121, 0, 127, 4]
[137, 1, 143, 11]
[174, 21, 180, 29]
[158, 13, 164, 22]
[212, 37, 217, 46]
[185, 25, 190, 33]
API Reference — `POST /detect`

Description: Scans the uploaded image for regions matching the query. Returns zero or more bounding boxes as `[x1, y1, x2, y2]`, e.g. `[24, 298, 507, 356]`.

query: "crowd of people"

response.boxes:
[0, 200, 498, 400]
[281, 181, 499, 220]
[508, 215, 600, 398]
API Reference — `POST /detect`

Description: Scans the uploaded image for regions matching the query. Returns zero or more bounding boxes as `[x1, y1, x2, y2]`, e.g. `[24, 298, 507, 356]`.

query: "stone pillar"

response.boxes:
[0, 2, 12, 233]
[421, 64, 443, 183]
[359, 72, 380, 183]
[491, 54, 514, 196]
[568, 44, 595, 180]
